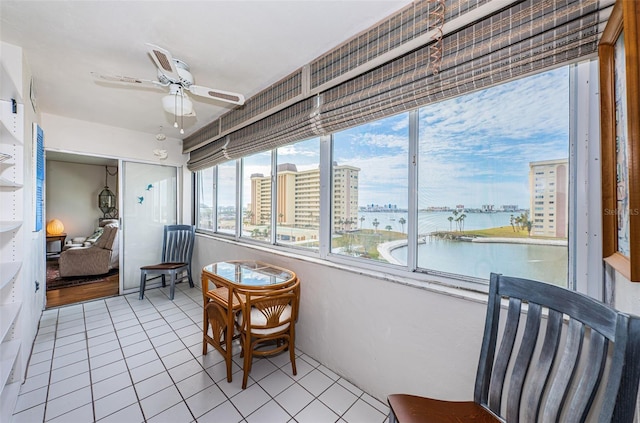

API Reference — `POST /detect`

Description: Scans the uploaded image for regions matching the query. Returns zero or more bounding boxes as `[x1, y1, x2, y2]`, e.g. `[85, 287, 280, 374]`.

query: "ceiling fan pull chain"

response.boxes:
[173, 90, 178, 128]
[180, 91, 185, 134]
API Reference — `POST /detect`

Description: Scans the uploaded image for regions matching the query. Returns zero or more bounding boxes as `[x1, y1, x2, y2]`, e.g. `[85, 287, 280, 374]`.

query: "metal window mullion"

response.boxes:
[270, 150, 277, 245]
[571, 59, 602, 298]
[239, 157, 246, 240]
[212, 166, 218, 233]
[234, 159, 242, 241]
[407, 109, 419, 272]
[319, 135, 332, 259]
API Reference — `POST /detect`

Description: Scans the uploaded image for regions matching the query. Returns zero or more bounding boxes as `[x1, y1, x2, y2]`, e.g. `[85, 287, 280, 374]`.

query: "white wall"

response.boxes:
[41, 113, 186, 166]
[610, 267, 640, 315]
[192, 235, 486, 403]
[41, 113, 193, 223]
[45, 160, 111, 241]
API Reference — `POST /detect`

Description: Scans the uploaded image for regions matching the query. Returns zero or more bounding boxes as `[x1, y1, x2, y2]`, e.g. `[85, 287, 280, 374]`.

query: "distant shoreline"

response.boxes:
[377, 236, 567, 264]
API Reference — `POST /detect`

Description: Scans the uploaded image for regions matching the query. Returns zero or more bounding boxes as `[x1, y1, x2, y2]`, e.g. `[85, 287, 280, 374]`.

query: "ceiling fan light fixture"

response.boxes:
[161, 89, 193, 116]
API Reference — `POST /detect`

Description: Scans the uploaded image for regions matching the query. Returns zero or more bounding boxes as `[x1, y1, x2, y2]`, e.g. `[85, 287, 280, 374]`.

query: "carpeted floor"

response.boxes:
[46, 259, 119, 290]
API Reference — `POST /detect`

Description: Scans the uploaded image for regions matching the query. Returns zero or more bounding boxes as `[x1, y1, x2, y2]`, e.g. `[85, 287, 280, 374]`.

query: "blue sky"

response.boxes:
[218, 66, 570, 211]
[334, 66, 570, 209]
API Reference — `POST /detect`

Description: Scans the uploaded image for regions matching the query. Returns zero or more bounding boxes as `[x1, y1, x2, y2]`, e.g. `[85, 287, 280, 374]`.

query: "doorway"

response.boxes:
[45, 151, 120, 307]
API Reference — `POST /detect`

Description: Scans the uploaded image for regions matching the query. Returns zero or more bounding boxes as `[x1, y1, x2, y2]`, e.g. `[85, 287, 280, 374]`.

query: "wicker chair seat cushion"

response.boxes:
[237, 305, 292, 335]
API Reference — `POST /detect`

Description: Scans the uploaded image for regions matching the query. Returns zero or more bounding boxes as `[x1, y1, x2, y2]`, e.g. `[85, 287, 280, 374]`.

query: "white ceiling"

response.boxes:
[1, 0, 413, 141]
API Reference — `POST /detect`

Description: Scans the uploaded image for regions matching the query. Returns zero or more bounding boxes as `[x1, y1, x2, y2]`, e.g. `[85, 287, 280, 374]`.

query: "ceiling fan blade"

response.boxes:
[146, 43, 181, 82]
[188, 85, 245, 106]
[91, 72, 166, 88]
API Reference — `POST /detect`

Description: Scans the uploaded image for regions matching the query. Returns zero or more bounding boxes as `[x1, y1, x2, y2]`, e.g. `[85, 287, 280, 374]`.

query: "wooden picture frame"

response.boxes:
[599, 0, 640, 282]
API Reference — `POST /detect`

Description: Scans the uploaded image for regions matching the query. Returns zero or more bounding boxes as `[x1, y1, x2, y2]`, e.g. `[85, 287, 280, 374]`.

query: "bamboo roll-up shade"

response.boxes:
[318, 0, 608, 134]
[224, 97, 320, 160]
[187, 137, 229, 172]
[188, 98, 319, 171]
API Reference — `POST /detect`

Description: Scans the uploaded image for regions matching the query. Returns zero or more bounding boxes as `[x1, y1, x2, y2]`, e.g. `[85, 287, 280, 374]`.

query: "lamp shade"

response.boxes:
[46, 219, 64, 235]
[161, 91, 193, 116]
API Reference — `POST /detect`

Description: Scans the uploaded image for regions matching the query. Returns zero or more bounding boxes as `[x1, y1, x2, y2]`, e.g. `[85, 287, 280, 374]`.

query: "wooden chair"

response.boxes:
[139, 224, 195, 300]
[236, 278, 300, 389]
[388, 273, 640, 423]
[202, 283, 244, 383]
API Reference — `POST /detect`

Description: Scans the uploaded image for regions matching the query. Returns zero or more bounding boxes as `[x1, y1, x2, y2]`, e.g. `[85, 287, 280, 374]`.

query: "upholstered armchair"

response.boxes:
[58, 222, 119, 277]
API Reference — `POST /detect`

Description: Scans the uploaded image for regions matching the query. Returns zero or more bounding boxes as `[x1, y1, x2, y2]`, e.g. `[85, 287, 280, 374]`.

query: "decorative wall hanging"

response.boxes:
[599, 0, 639, 282]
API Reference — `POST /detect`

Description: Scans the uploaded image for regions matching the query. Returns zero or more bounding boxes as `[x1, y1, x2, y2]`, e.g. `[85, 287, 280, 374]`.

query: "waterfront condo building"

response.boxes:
[529, 159, 568, 238]
[250, 163, 360, 229]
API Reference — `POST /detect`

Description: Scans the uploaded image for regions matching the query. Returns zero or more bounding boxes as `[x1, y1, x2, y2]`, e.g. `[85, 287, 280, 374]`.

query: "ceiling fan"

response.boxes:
[92, 43, 245, 134]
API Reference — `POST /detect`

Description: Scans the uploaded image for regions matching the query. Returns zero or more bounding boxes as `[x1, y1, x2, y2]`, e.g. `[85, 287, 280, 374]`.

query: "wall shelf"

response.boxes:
[1, 51, 30, 420]
[0, 177, 22, 188]
[0, 339, 21, 395]
[0, 221, 22, 233]
[0, 303, 21, 344]
[0, 262, 21, 291]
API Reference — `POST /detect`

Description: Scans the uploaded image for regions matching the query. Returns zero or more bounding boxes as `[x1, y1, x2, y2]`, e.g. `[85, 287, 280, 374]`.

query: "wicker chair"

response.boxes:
[388, 273, 640, 423]
[236, 278, 300, 389]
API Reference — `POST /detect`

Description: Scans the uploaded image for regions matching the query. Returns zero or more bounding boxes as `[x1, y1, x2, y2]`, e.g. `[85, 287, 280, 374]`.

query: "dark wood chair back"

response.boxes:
[138, 224, 195, 300]
[388, 273, 640, 423]
[162, 224, 195, 264]
[476, 273, 640, 422]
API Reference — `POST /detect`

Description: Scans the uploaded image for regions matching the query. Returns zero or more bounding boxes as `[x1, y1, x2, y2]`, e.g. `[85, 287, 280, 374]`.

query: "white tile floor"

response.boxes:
[11, 283, 391, 423]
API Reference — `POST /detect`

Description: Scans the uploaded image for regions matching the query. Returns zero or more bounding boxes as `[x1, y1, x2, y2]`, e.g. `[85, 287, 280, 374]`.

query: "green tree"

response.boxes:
[372, 218, 380, 233]
[360, 216, 365, 228]
[398, 217, 406, 233]
[459, 213, 467, 232]
[385, 225, 392, 231]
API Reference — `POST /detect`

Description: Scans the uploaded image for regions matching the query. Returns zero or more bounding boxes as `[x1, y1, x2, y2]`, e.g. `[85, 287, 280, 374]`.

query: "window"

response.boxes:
[194, 64, 591, 290]
[242, 152, 272, 242]
[216, 161, 236, 235]
[197, 167, 214, 231]
[416, 67, 569, 286]
[331, 114, 409, 263]
[275, 138, 320, 249]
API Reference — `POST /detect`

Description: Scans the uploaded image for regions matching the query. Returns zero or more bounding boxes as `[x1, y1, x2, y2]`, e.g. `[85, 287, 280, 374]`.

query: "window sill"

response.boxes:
[195, 231, 490, 304]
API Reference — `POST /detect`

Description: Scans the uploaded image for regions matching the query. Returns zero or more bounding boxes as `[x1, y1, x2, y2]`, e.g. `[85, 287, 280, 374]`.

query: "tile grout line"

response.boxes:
[124, 288, 199, 421]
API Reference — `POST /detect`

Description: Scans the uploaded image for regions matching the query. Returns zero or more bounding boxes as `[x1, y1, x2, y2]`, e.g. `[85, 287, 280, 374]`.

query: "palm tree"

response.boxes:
[398, 217, 406, 233]
[372, 218, 380, 233]
[360, 216, 365, 229]
[510, 214, 515, 232]
[459, 213, 467, 232]
[244, 210, 253, 225]
[278, 212, 284, 223]
[448, 216, 454, 231]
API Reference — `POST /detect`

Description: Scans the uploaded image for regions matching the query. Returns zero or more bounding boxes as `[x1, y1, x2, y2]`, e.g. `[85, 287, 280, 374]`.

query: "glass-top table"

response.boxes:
[201, 260, 297, 383]
[203, 260, 294, 287]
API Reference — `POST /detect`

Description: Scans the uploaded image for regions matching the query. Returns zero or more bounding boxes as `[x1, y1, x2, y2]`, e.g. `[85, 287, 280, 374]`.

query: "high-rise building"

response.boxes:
[529, 159, 568, 238]
[250, 163, 359, 229]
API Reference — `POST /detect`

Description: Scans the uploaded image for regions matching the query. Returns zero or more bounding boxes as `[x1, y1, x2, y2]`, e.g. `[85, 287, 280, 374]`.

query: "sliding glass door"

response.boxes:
[121, 161, 177, 292]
